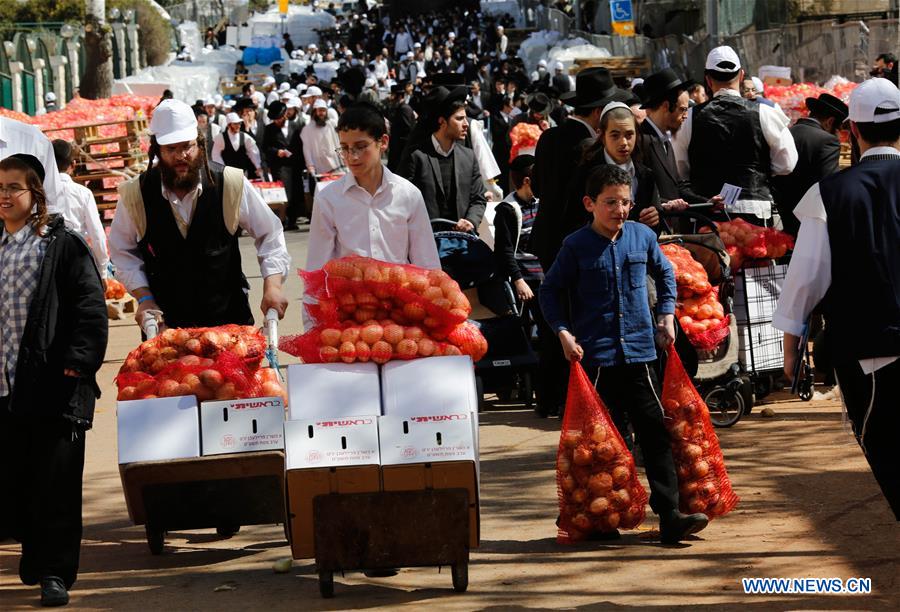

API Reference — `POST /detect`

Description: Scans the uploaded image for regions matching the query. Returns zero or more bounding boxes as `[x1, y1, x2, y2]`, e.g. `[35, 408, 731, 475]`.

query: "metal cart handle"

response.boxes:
[659, 209, 721, 235]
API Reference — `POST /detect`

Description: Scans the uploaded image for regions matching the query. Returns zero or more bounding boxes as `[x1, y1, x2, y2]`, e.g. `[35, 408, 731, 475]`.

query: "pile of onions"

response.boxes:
[105, 278, 126, 300]
[702, 219, 794, 270]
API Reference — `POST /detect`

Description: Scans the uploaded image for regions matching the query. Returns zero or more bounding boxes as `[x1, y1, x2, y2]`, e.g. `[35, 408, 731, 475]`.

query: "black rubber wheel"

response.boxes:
[318, 570, 334, 598]
[451, 561, 468, 593]
[216, 525, 240, 537]
[799, 363, 814, 402]
[704, 386, 745, 428]
[521, 371, 534, 409]
[146, 525, 165, 555]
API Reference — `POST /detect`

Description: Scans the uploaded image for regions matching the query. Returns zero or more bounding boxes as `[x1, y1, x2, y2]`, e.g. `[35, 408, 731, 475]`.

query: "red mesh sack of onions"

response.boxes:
[119, 325, 267, 376]
[301, 257, 471, 332]
[105, 278, 126, 300]
[556, 362, 649, 543]
[661, 245, 730, 350]
[281, 320, 487, 364]
[662, 347, 739, 520]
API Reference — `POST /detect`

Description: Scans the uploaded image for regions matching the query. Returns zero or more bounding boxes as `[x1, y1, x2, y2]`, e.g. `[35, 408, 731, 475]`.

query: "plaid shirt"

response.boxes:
[0, 224, 48, 397]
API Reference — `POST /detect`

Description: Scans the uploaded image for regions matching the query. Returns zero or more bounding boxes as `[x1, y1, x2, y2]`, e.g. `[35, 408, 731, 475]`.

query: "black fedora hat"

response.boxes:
[560, 67, 631, 108]
[526, 92, 551, 114]
[267, 101, 286, 121]
[421, 85, 468, 117]
[640, 68, 691, 109]
[805, 93, 849, 121]
[428, 72, 467, 87]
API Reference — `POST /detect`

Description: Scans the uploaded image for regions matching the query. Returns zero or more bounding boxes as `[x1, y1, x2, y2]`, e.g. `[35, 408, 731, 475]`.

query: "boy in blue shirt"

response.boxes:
[540, 165, 709, 543]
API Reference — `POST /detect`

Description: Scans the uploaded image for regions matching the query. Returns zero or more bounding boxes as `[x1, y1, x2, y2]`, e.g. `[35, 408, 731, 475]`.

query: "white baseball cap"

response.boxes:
[705, 45, 741, 72]
[286, 97, 302, 109]
[304, 85, 323, 97]
[262, 76, 276, 86]
[225, 112, 242, 124]
[278, 82, 290, 92]
[406, 51, 414, 59]
[45, 91, 57, 102]
[150, 99, 199, 145]
[538, 59, 547, 68]
[203, 96, 216, 106]
[213, 94, 224, 105]
[364, 77, 376, 89]
[849, 77, 900, 123]
[313, 99, 328, 110]
[413, 42, 422, 48]
[251, 91, 266, 106]
[554, 61, 564, 71]
[308, 43, 317, 49]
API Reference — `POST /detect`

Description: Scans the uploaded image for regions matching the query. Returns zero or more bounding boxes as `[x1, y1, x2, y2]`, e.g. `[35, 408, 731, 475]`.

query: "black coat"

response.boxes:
[635, 119, 706, 204]
[399, 139, 487, 227]
[388, 102, 416, 172]
[530, 117, 593, 270]
[263, 122, 293, 172]
[771, 117, 840, 236]
[562, 155, 661, 239]
[8, 217, 108, 428]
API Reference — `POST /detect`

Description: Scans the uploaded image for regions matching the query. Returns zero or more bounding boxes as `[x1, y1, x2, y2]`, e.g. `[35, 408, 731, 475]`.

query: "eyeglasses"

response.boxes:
[160, 142, 199, 158]
[0, 186, 29, 198]
[336, 141, 375, 159]
[599, 198, 634, 209]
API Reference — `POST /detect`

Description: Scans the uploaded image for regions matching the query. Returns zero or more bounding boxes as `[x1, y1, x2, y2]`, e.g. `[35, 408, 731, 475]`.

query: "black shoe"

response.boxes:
[659, 510, 709, 544]
[40, 576, 69, 607]
[364, 568, 399, 578]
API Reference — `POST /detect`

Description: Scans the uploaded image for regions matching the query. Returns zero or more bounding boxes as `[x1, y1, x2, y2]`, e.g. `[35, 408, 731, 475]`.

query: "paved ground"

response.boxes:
[2, 228, 898, 610]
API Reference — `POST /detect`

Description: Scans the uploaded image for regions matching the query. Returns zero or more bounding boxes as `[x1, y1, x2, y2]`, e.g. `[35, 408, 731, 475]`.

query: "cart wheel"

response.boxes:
[216, 525, 241, 537]
[799, 363, 814, 402]
[704, 385, 745, 428]
[521, 371, 534, 409]
[451, 562, 468, 593]
[146, 525, 165, 555]
[318, 570, 334, 598]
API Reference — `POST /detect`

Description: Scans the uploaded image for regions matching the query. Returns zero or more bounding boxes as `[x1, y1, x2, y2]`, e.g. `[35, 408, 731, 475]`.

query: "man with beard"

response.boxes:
[387, 82, 416, 172]
[109, 100, 290, 330]
[301, 100, 343, 177]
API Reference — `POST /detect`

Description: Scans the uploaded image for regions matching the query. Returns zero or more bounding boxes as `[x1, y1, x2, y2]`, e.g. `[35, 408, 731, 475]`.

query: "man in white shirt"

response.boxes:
[301, 100, 343, 176]
[0, 116, 63, 214]
[51, 139, 110, 278]
[108, 100, 290, 330]
[672, 46, 797, 222]
[774, 78, 900, 521]
[211, 112, 263, 178]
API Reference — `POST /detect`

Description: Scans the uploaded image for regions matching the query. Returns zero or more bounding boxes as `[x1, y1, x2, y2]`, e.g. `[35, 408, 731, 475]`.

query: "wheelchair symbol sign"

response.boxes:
[610, 0, 633, 22]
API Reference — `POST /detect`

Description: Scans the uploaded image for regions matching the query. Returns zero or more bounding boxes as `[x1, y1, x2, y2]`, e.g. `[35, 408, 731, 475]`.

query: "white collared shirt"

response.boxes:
[210, 129, 263, 170]
[672, 87, 798, 219]
[305, 165, 440, 272]
[431, 134, 455, 157]
[59, 173, 109, 278]
[0, 117, 64, 214]
[108, 174, 291, 293]
[300, 120, 342, 174]
[772, 146, 899, 374]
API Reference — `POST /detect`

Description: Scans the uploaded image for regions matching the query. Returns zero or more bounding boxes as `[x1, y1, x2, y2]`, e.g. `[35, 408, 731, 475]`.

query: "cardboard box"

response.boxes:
[200, 397, 285, 456]
[381, 356, 477, 417]
[284, 417, 380, 471]
[286, 362, 382, 420]
[381, 462, 480, 548]
[117, 396, 200, 464]
[285, 466, 382, 559]
[378, 413, 476, 465]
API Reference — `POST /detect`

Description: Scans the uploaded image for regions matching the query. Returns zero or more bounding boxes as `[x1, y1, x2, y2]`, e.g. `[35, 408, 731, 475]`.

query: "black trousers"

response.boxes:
[271, 165, 297, 225]
[0, 402, 86, 588]
[834, 359, 900, 520]
[585, 362, 679, 517]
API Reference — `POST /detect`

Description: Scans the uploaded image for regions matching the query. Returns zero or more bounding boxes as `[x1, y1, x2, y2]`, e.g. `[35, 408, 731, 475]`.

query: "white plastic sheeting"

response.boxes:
[176, 21, 204, 58]
[119, 63, 223, 103]
[480, 1, 524, 28]
[248, 5, 335, 48]
[518, 30, 610, 75]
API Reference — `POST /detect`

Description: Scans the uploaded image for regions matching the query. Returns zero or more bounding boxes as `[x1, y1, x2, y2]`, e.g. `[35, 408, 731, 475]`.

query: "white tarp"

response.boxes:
[518, 31, 611, 75]
[480, 1, 524, 28]
[120, 63, 223, 103]
[248, 5, 335, 48]
[176, 21, 204, 58]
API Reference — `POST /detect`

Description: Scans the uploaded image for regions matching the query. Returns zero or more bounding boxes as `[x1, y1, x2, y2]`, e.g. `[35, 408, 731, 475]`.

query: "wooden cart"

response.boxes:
[119, 450, 287, 554]
[310, 489, 471, 598]
[573, 56, 651, 79]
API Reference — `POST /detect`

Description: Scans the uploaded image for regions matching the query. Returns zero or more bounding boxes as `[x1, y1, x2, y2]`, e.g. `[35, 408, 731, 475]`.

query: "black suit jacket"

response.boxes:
[388, 102, 416, 172]
[399, 139, 487, 227]
[530, 118, 593, 270]
[263, 122, 292, 172]
[635, 119, 705, 204]
[771, 118, 840, 236]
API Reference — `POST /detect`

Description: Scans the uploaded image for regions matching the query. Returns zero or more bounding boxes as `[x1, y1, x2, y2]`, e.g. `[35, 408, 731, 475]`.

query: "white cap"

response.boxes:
[45, 91, 56, 102]
[149, 99, 199, 145]
[630, 77, 644, 90]
[267, 91, 280, 105]
[287, 88, 298, 97]
[278, 82, 290, 92]
[225, 112, 242, 124]
[538, 59, 547, 68]
[305, 85, 323, 97]
[406, 51, 414, 59]
[751, 76, 764, 92]
[262, 76, 276, 86]
[224, 99, 235, 108]
[554, 61, 564, 71]
[705, 45, 741, 72]
[298, 83, 308, 93]
[290, 50, 304, 59]
[599, 101, 632, 121]
[344, 49, 353, 56]
[203, 96, 216, 106]
[448, 31, 456, 38]
[364, 77, 376, 88]
[414, 42, 422, 48]
[497, 25, 504, 32]
[213, 94, 224, 105]
[308, 43, 317, 49]
[849, 77, 900, 123]
[313, 99, 328, 110]
[286, 97, 302, 109]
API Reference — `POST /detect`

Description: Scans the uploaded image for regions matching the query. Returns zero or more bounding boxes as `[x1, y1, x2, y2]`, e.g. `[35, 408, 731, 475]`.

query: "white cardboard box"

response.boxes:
[200, 397, 286, 456]
[284, 417, 381, 470]
[378, 413, 477, 465]
[117, 396, 200, 464]
[287, 362, 382, 420]
[381, 356, 478, 417]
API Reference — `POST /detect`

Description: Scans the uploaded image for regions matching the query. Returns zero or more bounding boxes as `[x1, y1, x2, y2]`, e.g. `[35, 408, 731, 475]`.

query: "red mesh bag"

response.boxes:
[663, 245, 729, 350]
[105, 278, 126, 300]
[556, 362, 649, 543]
[661, 347, 739, 520]
[686, 315, 731, 350]
[115, 352, 262, 402]
[300, 256, 471, 331]
[763, 228, 794, 259]
[118, 325, 267, 375]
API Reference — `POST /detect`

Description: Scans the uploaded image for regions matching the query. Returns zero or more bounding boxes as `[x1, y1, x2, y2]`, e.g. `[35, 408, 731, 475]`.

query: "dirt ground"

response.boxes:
[2, 230, 898, 610]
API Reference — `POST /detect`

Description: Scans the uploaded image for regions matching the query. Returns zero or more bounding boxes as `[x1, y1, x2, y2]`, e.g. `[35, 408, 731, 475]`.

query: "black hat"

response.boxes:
[509, 153, 535, 171]
[390, 80, 409, 94]
[233, 97, 255, 113]
[267, 101, 286, 120]
[560, 67, 631, 108]
[639, 68, 691, 109]
[8, 153, 45, 182]
[422, 85, 468, 117]
[805, 93, 849, 121]
[526, 92, 551, 114]
[429, 72, 467, 87]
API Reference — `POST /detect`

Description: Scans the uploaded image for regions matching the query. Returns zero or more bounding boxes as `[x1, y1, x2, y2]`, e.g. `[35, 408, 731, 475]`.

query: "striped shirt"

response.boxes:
[0, 224, 48, 397]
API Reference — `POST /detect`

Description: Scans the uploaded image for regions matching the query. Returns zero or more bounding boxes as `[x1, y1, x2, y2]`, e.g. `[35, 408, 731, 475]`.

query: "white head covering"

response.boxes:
[313, 99, 328, 110]
[705, 45, 741, 72]
[849, 77, 900, 123]
[599, 101, 632, 121]
[225, 112, 242, 124]
[149, 99, 199, 145]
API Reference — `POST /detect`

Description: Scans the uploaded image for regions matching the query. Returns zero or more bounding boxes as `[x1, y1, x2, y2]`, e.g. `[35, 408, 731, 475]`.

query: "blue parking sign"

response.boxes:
[610, 0, 633, 23]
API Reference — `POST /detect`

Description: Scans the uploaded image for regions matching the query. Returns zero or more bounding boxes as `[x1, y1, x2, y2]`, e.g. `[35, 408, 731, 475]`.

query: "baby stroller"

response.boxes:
[659, 211, 754, 427]
[432, 219, 540, 410]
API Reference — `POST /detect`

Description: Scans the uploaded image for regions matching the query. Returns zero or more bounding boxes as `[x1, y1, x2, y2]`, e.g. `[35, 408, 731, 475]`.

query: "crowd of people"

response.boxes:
[1, 5, 899, 606]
